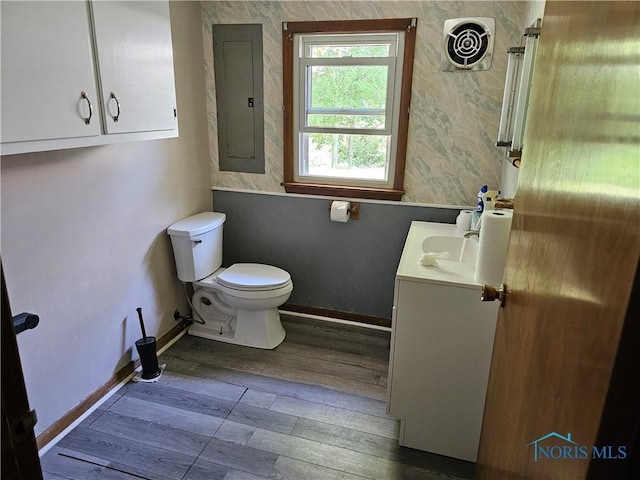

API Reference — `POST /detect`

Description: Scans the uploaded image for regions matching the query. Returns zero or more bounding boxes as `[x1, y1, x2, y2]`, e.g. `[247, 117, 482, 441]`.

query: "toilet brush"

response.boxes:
[135, 307, 161, 380]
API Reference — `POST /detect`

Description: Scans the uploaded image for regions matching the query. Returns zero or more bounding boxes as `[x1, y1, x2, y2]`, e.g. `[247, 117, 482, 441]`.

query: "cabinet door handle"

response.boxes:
[80, 91, 93, 125]
[109, 91, 121, 122]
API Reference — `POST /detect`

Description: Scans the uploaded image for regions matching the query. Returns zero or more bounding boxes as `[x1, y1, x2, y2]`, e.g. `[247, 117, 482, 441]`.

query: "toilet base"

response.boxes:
[187, 308, 286, 349]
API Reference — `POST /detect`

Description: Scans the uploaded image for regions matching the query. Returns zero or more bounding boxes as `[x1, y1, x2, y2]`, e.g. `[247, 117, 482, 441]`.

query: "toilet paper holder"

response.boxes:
[328, 201, 360, 220]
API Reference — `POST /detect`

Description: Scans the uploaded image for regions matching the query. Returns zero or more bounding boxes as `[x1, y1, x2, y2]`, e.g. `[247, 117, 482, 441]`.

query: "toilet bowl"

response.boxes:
[167, 212, 293, 349]
[190, 264, 292, 349]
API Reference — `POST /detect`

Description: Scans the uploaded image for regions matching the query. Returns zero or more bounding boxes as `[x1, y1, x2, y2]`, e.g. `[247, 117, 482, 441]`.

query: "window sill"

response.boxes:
[282, 182, 404, 201]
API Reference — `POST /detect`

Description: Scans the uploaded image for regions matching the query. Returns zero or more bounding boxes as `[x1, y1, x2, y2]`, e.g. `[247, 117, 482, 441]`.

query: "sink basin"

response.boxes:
[398, 221, 479, 286]
[421, 235, 478, 264]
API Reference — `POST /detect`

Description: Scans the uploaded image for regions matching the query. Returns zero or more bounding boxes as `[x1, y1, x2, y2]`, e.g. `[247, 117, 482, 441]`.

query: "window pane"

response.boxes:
[307, 114, 385, 129]
[309, 65, 388, 110]
[309, 44, 390, 58]
[302, 133, 389, 180]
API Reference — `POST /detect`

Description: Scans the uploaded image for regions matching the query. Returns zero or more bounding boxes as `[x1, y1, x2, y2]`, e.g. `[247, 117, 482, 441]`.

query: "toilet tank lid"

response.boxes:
[167, 212, 226, 237]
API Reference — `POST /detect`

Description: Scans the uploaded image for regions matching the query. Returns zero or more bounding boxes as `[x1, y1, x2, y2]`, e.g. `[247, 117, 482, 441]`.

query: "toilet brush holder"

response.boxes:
[135, 307, 161, 380]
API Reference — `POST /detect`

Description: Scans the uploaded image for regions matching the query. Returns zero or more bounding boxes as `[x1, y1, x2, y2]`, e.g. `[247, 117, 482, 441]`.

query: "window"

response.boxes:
[282, 19, 417, 201]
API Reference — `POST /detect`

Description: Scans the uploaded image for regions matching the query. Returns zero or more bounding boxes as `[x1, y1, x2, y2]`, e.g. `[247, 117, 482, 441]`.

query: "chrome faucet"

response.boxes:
[464, 230, 480, 239]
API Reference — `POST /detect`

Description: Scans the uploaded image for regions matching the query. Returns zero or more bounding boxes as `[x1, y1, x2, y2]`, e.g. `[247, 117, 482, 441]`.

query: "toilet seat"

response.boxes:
[216, 263, 291, 291]
[194, 265, 293, 300]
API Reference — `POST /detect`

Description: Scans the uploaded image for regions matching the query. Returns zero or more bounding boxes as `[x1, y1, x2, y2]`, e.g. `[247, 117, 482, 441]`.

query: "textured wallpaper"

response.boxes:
[202, 1, 526, 205]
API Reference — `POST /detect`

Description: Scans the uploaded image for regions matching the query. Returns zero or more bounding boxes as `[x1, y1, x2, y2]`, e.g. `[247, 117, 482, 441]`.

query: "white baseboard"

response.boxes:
[279, 309, 391, 332]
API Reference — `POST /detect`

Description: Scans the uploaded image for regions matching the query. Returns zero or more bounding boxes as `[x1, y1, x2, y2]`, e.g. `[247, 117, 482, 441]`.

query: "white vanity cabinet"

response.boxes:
[0, 1, 177, 156]
[386, 221, 499, 462]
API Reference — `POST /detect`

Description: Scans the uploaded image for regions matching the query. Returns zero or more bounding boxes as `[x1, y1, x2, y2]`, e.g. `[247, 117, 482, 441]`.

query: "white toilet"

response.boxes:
[167, 212, 292, 349]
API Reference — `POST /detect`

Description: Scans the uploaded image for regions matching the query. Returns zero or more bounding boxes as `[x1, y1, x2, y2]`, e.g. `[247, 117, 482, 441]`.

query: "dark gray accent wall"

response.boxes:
[212, 190, 459, 319]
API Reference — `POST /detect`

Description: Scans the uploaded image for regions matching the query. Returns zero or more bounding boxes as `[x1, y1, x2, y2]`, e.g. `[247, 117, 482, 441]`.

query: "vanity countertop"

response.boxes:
[396, 221, 479, 289]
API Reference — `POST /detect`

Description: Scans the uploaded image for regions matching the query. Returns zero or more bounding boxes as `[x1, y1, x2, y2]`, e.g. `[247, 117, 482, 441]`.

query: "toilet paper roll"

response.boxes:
[474, 210, 513, 286]
[330, 201, 351, 223]
[456, 210, 473, 231]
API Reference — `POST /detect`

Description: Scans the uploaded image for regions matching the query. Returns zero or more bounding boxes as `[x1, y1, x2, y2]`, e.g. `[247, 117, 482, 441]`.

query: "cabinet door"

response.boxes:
[91, 1, 177, 134]
[1, 1, 101, 143]
[388, 279, 498, 461]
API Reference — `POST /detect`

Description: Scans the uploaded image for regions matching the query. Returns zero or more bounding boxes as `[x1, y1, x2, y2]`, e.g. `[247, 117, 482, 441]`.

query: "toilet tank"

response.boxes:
[167, 212, 226, 282]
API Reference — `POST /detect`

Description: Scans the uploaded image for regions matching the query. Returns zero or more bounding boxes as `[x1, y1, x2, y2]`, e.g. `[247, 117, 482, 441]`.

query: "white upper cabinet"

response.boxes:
[0, 0, 178, 156]
[91, 1, 177, 134]
[1, 2, 101, 143]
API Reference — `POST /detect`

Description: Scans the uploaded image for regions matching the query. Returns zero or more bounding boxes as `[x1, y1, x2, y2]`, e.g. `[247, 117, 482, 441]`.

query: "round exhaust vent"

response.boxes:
[441, 18, 495, 71]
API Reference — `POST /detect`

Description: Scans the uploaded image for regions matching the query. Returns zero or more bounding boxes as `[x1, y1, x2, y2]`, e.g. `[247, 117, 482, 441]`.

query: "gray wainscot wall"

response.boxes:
[213, 189, 463, 322]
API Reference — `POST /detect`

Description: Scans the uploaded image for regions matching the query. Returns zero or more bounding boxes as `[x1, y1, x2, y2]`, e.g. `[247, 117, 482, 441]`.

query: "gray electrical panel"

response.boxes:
[212, 24, 264, 173]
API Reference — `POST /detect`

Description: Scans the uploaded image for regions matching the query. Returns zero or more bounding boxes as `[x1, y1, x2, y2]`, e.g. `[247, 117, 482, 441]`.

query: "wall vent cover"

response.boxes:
[441, 17, 495, 71]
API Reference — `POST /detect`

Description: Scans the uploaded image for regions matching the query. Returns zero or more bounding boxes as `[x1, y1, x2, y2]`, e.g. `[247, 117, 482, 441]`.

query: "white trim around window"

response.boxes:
[292, 32, 405, 189]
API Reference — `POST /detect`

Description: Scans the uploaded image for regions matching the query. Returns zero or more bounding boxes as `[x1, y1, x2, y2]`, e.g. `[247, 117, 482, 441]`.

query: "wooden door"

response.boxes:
[476, 2, 640, 479]
[1, 265, 43, 479]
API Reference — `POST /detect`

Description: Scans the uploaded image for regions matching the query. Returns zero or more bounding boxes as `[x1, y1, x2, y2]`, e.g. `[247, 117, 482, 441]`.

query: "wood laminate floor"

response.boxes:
[41, 316, 474, 480]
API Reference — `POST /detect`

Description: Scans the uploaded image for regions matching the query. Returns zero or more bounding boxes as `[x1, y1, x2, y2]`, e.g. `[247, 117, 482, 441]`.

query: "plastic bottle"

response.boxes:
[481, 189, 500, 211]
[471, 185, 488, 230]
[477, 185, 488, 211]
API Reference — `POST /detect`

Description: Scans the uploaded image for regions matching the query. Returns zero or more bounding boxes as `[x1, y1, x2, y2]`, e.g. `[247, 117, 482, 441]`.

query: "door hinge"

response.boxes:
[173, 107, 177, 119]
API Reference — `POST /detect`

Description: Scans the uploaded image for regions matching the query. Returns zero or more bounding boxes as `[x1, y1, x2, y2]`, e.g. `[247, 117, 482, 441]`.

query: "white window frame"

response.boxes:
[282, 18, 417, 201]
[292, 32, 406, 189]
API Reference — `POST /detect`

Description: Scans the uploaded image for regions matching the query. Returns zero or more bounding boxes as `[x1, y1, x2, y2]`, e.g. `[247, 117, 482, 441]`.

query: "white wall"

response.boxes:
[0, 1, 211, 437]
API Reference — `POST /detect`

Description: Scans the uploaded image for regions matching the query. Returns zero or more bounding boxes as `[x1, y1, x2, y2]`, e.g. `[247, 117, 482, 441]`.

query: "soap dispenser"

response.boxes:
[481, 189, 500, 211]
